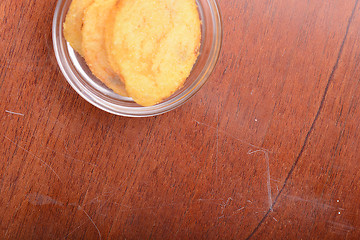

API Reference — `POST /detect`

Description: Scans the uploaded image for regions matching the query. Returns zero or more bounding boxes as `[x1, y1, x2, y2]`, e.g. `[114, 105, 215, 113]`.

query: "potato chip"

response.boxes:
[104, 6, 122, 80]
[82, 0, 127, 96]
[108, 0, 201, 106]
[63, 0, 94, 56]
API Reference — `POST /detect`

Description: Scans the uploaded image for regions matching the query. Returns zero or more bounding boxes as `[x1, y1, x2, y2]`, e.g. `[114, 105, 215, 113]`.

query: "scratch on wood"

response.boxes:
[118, 202, 183, 212]
[198, 197, 246, 219]
[228, 207, 246, 219]
[248, 149, 273, 211]
[284, 195, 341, 210]
[270, 178, 280, 183]
[197, 198, 222, 202]
[45, 146, 98, 167]
[83, 197, 101, 207]
[78, 206, 102, 240]
[194, 120, 271, 152]
[220, 197, 233, 214]
[327, 221, 355, 232]
[27, 193, 63, 206]
[4, 135, 61, 181]
[254, 211, 267, 214]
[4, 228, 9, 238]
[63, 222, 86, 239]
[86, 180, 130, 215]
[5, 110, 24, 116]
[236, 207, 245, 212]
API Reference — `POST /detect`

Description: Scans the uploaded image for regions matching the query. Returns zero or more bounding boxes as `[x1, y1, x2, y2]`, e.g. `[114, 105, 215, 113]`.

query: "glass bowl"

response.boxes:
[52, 0, 222, 117]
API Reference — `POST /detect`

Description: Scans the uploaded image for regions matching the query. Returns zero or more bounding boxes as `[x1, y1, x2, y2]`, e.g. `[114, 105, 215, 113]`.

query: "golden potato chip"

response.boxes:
[63, 0, 94, 56]
[108, 0, 201, 106]
[104, 6, 123, 81]
[82, 0, 127, 96]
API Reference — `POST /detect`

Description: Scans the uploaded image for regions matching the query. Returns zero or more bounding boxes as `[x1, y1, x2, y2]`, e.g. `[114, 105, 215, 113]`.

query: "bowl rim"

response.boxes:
[52, 0, 223, 117]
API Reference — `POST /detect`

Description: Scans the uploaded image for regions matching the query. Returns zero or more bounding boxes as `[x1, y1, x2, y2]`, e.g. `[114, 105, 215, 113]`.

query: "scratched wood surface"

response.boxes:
[1, 0, 360, 239]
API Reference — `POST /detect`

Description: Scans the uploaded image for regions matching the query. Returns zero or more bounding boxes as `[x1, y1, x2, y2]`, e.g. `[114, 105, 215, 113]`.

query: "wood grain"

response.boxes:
[1, 0, 360, 239]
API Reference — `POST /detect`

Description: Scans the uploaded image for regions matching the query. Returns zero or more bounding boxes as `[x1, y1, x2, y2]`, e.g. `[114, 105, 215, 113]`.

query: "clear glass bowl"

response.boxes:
[52, 0, 222, 117]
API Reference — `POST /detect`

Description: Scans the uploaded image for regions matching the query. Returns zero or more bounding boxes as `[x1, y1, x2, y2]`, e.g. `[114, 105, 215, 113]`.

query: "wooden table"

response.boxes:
[1, 0, 360, 239]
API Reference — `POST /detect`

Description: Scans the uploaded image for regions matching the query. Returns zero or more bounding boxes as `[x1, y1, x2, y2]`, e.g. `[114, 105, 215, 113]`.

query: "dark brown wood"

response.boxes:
[1, 0, 360, 239]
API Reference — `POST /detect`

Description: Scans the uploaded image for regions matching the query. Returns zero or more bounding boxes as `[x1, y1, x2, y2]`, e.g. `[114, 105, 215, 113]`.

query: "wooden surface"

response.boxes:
[1, 0, 360, 239]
